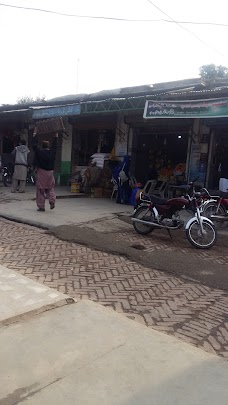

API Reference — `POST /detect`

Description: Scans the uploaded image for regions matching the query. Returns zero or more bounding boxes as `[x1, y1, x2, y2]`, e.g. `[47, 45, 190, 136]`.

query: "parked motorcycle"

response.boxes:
[26, 166, 36, 185]
[1, 164, 13, 186]
[132, 190, 217, 249]
[201, 189, 228, 226]
[133, 178, 206, 214]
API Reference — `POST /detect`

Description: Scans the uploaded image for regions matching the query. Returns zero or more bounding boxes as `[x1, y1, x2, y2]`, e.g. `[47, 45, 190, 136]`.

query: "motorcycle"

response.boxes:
[1, 164, 13, 186]
[132, 191, 217, 249]
[201, 189, 228, 226]
[26, 166, 36, 185]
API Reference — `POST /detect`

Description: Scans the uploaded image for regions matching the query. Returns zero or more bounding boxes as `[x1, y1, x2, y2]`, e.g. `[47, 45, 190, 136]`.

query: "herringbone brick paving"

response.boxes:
[0, 218, 228, 358]
[117, 230, 228, 265]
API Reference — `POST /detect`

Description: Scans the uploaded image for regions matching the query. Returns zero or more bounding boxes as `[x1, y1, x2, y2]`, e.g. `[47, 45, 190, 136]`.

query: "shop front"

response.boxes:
[69, 114, 119, 196]
[125, 114, 192, 192]
[140, 97, 228, 193]
[201, 117, 228, 190]
[0, 111, 31, 177]
[31, 104, 81, 185]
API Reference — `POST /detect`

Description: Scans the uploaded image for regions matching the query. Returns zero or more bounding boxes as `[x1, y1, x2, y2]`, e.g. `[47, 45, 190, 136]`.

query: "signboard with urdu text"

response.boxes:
[32, 104, 81, 119]
[143, 98, 228, 119]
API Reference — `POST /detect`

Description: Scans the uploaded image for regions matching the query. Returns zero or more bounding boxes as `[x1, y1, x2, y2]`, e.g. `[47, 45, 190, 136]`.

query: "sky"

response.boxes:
[0, 0, 228, 104]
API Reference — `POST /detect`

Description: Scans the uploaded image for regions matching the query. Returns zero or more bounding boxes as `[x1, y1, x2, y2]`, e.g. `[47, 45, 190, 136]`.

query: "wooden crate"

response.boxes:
[36, 117, 65, 134]
[91, 187, 103, 198]
[103, 189, 112, 198]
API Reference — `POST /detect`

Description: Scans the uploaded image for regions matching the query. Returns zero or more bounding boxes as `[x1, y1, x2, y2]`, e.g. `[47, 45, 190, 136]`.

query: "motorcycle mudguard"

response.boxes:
[185, 216, 214, 230]
[201, 199, 218, 210]
[133, 203, 150, 215]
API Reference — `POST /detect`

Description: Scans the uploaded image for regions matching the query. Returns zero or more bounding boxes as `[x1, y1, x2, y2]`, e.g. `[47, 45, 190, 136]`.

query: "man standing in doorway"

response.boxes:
[32, 127, 58, 211]
[11, 139, 30, 193]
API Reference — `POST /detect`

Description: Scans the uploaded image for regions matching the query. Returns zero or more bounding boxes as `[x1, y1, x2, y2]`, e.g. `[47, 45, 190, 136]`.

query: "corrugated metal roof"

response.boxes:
[1, 77, 228, 115]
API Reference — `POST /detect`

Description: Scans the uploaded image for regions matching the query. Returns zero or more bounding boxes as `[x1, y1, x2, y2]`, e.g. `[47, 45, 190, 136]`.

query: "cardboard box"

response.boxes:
[92, 187, 103, 198]
[103, 189, 112, 198]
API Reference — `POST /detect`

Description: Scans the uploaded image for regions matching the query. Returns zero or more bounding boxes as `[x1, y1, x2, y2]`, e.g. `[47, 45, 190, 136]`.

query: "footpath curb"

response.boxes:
[0, 214, 50, 230]
[0, 265, 76, 327]
[0, 298, 76, 328]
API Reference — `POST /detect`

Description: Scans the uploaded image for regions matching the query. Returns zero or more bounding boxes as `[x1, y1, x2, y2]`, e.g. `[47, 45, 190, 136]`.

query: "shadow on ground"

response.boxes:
[49, 219, 228, 292]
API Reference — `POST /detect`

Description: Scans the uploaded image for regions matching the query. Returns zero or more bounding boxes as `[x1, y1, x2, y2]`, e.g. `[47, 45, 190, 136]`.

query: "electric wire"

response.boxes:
[146, 0, 227, 58]
[0, 1, 227, 28]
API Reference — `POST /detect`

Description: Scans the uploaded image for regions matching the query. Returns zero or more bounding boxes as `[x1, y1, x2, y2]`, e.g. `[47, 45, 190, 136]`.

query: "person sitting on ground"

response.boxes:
[11, 139, 30, 193]
[82, 160, 102, 193]
[32, 127, 58, 212]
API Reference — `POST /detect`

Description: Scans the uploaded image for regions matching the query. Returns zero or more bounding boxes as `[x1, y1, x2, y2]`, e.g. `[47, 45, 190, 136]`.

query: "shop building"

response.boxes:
[1, 78, 228, 193]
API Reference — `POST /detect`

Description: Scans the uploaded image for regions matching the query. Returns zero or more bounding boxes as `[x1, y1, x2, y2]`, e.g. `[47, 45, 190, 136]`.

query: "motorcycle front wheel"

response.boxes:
[186, 219, 217, 249]
[133, 206, 155, 235]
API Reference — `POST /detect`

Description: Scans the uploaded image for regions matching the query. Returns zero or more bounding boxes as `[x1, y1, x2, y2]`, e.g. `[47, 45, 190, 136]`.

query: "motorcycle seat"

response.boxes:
[220, 191, 228, 198]
[142, 194, 168, 205]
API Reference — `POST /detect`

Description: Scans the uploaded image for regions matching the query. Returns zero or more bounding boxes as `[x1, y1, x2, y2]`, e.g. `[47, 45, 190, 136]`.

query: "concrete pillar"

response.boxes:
[114, 115, 132, 159]
[60, 119, 72, 185]
[187, 119, 210, 186]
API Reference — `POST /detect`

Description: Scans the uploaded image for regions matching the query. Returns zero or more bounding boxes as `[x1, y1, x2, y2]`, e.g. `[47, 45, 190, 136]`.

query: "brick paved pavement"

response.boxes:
[117, 230, 228, 266]
[0, 218, 228, 358]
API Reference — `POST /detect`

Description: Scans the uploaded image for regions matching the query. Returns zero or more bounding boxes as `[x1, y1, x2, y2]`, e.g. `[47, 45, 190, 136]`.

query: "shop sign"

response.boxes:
[143, 98, 228, 119]
[32, 104, 81, 119]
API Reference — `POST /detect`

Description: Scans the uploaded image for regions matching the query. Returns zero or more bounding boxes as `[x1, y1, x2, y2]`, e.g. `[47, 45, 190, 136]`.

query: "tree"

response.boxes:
[199, 64, 228, 80]
[17, 95, 46, 104]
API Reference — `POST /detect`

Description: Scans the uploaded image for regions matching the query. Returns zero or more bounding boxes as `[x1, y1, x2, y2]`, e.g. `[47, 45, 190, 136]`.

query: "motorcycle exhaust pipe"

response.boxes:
[211, 215, 228, 221]
[132, 218, 183, 230]
[132, 218, 162, 228]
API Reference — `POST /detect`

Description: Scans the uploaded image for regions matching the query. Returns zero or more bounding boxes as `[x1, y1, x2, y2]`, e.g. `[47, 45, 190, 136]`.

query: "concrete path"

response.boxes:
[0, 300, 228, 405]
[0, 186, 227, 235]
[0, 184, 86, 201]
[0, 265, 73, 325]
[1, 218, 228, 358]
[0, 197, 132, 229]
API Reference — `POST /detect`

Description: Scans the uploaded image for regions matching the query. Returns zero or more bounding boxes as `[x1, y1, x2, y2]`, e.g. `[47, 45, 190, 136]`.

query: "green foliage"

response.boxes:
[17, 95, 46, 104]
[199, 64, 228, 80]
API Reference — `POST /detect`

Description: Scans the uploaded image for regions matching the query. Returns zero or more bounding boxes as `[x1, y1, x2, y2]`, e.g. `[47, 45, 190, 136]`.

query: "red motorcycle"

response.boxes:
[132, 190, 217, 249]
[201, 191, 228, 226]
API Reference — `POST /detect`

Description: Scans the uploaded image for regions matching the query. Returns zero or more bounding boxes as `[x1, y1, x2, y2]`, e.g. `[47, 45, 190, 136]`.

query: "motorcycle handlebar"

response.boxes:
[200, 187, 211, 198]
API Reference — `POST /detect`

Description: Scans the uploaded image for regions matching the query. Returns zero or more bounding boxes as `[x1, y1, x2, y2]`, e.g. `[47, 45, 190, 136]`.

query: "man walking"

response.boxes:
[11, 139, 30, 193]
[32, 128, 58, 211]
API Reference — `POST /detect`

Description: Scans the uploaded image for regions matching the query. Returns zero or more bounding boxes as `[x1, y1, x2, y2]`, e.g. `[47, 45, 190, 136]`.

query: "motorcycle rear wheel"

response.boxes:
[186, 219, 217, 249]
[133, 206, 155, 235]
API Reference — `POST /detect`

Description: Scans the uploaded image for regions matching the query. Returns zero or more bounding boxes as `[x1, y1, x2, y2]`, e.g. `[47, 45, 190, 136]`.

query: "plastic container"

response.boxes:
[71, 183, 80, 193]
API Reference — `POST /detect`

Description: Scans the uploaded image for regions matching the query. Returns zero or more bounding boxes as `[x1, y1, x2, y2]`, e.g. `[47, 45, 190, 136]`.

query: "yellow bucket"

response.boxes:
[71, 183, 80, 193]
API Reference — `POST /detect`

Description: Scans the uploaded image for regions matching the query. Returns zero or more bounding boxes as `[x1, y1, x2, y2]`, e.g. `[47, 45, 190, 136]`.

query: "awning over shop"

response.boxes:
[0, 109, 31, 120]
[32, 104, 81, 119]
[125, 114, 192, 134]
[69, 114, 117, 130]
[144, 98, 228, 119]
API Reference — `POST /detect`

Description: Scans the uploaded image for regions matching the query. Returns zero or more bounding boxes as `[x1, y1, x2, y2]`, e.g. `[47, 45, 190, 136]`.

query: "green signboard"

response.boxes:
[143, 98, 228, 119]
